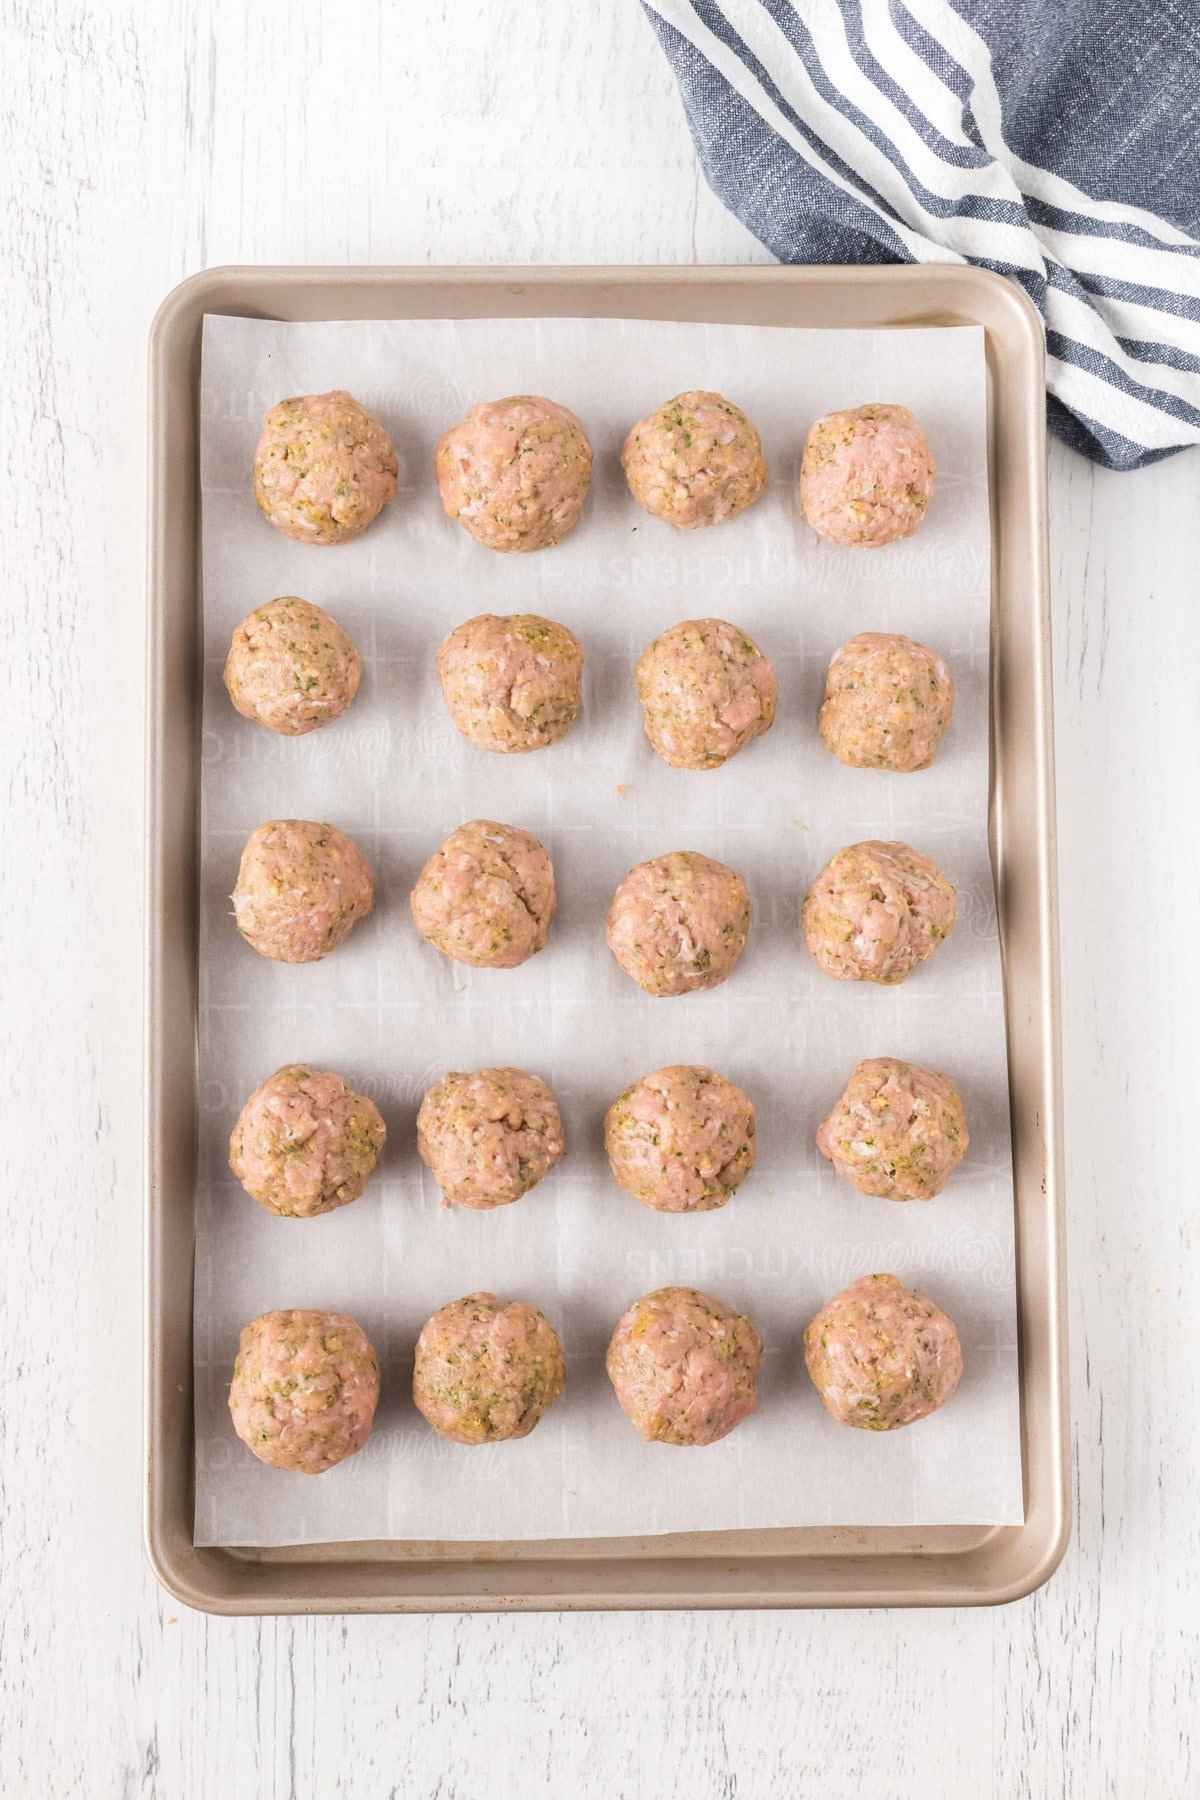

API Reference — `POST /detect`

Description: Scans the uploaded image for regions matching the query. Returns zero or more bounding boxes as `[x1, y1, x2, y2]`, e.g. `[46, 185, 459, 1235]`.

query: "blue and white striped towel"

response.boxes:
[642, 0, 1200, 469]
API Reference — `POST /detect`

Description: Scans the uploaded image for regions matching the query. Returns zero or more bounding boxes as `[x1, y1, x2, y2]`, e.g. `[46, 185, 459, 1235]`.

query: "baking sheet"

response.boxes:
[194, 314, 1022, 1546]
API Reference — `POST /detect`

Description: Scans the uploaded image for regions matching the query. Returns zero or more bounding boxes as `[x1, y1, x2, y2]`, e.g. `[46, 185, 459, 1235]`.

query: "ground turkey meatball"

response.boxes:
[606, 1287, 763, 1446]
[621, 391, 767, 529]
[819, 632, 954, 772]
[232, 819, 374, 963]
[229, 1064, 386, 1218]
[410, 819, 556, 969]
[802, 840, 955, 985]
[223, 597, 363, 736]
[435, 396, 592, 552]
[253, 390, 397, 545]
[803, 1273, 963, 1430]
[817, 1058, 968, 1201]
[635, 619, 777, 770]
[417, 1067, 564, 1209]
[800, 403, 935, 548]
[412, 1293, 565, 1444]
[606, 851, 751, 997]
[604, 1065, 756, 1213]
[228, 1308, 380, 1472]
[437, 613, 584, 753]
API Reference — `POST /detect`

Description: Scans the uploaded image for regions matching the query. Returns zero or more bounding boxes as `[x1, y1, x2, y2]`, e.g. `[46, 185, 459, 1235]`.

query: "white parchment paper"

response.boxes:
[195, 314, 1022, 1546]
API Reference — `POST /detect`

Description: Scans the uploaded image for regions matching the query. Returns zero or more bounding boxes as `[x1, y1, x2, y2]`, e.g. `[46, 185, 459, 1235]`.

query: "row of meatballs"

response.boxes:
[231, 1058, 968, 1222]
[229, 1274, 964, 1476]
[225, 600, 955, 776]
[253, 388, 937, 552]
[232, 822, 958, 992]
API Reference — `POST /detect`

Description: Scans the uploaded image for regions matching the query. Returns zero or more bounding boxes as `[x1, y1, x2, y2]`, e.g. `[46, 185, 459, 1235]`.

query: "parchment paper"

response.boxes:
[195, 314, 1022, 1546]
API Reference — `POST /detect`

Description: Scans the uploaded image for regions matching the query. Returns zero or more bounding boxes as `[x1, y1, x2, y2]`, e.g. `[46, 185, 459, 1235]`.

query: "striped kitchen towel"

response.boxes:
[642, 0, 1200, 470]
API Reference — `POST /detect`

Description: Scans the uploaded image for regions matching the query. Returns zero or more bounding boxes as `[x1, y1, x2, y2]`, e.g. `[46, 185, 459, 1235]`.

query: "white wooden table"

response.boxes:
[4, 4, 1197, 1794]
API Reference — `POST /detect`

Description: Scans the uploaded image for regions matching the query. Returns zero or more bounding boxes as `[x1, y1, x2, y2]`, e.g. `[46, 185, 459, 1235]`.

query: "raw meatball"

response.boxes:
[437, 613, 584, 753]
[817, 1058, 968, 1201]
[606, 1287, 763, 1446]
[434, 395, 592, 552]
[606, 851, 751, 997]
[604, 1065, 756, 1213]
[802, 840, 955, 985]
[228, 1308, 380, 1473]
[229, 1064, 386, 1218]
[232, 819, 374, 963]
[621, 391, 767, 529]
[803, 1273, 963, 1430]
[800, 402, 935, 548]
[635, 619, 777, 770]
[410, 819, 556, 969]
[223, 596, 363, 736]
[253, 390, 397, 545]
[412, 1293, 565, 1444]
[417, 1067, 565, 1209]
[819, 632, 954, 772]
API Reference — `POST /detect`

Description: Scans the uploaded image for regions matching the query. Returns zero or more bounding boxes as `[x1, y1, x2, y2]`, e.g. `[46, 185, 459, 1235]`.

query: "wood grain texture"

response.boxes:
[0, 2, 1196, 1795]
